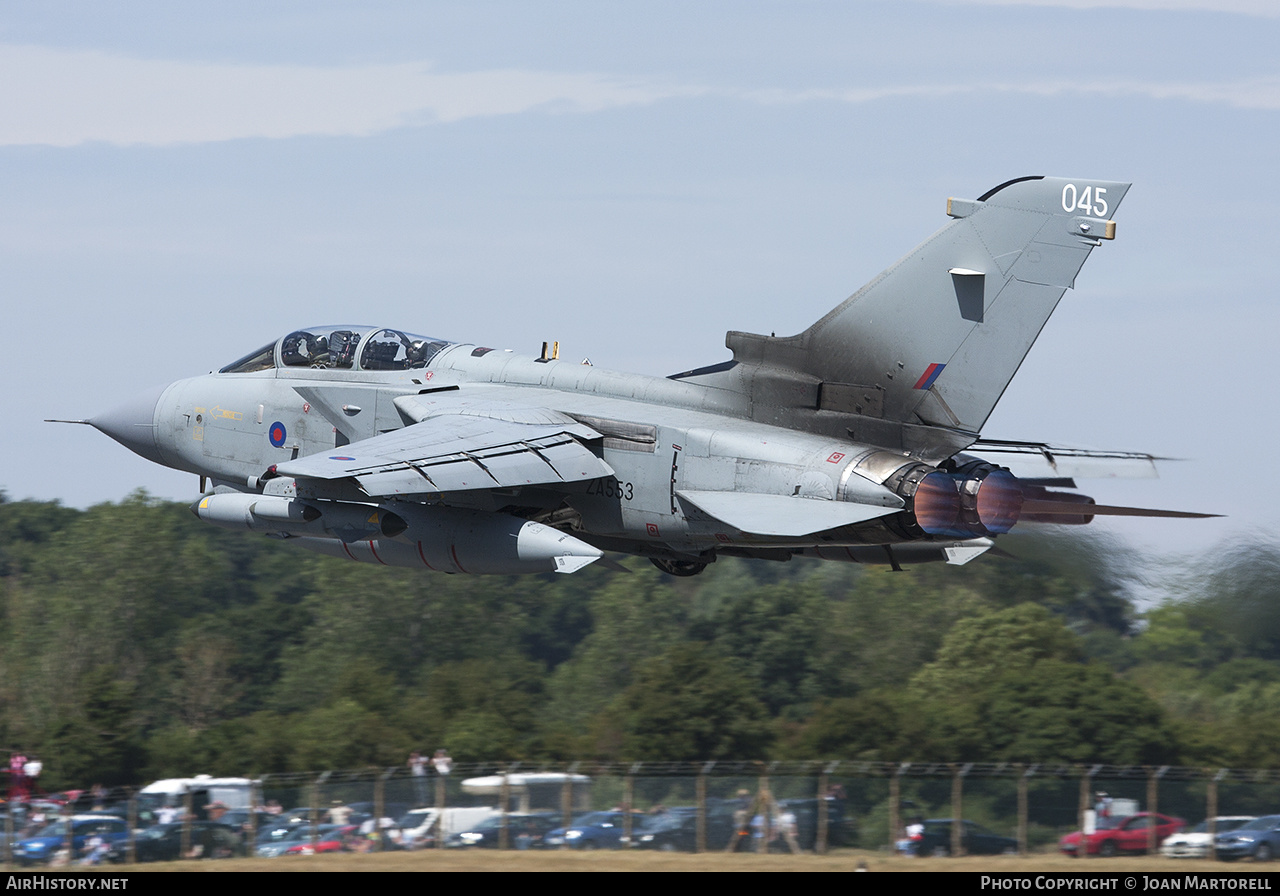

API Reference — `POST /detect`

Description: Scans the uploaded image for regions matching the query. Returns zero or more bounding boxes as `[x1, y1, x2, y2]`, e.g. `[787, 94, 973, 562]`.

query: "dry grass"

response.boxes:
[114, 849, 1268, 873]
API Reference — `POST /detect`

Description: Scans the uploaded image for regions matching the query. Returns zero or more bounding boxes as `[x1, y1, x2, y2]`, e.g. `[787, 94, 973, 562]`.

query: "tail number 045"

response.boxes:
[1062, 183, 1108, 217]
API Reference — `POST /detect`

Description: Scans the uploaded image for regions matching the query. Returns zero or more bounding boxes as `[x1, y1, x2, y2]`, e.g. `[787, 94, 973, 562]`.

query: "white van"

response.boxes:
[138, 776, 257, 813]
[398, 806, 499, 847]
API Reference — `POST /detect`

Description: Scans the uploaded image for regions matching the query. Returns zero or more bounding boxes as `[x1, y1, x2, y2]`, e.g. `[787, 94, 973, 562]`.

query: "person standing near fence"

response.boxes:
[409, 751, 428, 806]
[430, 749, 452, 777]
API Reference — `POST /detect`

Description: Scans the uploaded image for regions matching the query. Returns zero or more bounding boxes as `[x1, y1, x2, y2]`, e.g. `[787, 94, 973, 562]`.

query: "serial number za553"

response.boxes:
[586, 477, 633, 500]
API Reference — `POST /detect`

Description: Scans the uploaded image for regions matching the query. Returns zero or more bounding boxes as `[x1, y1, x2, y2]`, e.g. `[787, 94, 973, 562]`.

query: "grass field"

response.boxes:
[101, 849, 1272, 873]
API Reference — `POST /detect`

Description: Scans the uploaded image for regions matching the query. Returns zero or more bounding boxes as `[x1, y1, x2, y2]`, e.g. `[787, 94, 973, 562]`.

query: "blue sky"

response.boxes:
[3, 1, 1276, 576]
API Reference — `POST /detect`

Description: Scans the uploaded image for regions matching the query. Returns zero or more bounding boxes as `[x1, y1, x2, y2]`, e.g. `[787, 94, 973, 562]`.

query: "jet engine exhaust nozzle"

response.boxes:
[890, 462, 1027, 539]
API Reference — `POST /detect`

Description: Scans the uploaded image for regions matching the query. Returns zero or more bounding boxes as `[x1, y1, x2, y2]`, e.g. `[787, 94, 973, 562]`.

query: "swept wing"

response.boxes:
[275, 397, 613, 498]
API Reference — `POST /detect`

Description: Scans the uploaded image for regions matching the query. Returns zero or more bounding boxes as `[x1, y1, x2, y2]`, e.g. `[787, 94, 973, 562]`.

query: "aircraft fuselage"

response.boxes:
[134, 336, 937, 571]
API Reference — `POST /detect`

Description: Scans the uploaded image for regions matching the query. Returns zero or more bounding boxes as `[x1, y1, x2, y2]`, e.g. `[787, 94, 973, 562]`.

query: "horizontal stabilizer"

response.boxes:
[676, 489, 901, 537]
[968, 439, 1161, 480]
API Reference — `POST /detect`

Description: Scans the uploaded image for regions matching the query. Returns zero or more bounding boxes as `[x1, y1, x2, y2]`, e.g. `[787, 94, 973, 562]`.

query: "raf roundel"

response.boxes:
[268, 422, 287, 448]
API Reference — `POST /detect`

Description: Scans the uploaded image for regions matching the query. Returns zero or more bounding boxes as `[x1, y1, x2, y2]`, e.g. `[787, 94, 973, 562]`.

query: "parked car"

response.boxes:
[544, 811, 633, 849]
[445, 812, 560, 849]
[629, 809, 708, 852]
[257, 825, 341, 857]
[1059, 812, 1185, 857]
[1162, 816, 1256, 859]
[284, 824, 358, 855]
[914, 819, 1018, 857]
[1215, 815, 1280, 862]
[256, 819, 307, 846]
[11, 815, 129, 866]
[109, 821, 245, 863]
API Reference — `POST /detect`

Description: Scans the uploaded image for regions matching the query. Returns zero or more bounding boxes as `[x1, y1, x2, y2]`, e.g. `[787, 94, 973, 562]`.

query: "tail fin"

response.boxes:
[721, 176, 1129, 440]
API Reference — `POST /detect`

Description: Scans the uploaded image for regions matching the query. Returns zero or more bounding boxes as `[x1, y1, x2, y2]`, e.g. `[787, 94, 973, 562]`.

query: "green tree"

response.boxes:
[1191, 539, 1280, 661]
[787, 688, 935, 760]
[690, 578, 831, 717]
[910, 603, 1083, 697]
[978, 660, 1175, 764]
[542, 567, 687, 730]
[409, 655, 547, 760]
[597, 643, 773, 761]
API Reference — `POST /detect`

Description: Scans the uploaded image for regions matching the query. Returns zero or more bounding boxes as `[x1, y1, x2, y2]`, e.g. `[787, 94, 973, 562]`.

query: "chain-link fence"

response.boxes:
[6, 761, 1280, 864]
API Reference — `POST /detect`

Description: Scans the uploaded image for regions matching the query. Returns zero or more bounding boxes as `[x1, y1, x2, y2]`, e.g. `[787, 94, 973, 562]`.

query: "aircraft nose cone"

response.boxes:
[90, 383, 167, 464]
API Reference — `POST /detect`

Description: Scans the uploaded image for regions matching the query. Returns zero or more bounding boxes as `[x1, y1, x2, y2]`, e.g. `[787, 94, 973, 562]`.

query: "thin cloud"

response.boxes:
[939, 0, 1280, 15]
[749, 78, 1280, 110]
[0, 45, 697, 147]
[2, 45, 1277, 148]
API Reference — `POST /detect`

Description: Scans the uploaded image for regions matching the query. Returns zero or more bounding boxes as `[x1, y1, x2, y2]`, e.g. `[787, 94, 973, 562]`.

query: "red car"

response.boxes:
[1060, 813, 1185, 857]
[284, 825, 358, 855]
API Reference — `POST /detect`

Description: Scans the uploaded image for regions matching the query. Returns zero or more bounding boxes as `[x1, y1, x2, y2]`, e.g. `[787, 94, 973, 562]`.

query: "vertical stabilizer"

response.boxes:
[723, 176, 1129, 437]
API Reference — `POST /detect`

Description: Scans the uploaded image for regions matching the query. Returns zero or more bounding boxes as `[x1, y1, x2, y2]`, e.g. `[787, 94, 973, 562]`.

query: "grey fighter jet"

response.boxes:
[69, 176, 1212, 576]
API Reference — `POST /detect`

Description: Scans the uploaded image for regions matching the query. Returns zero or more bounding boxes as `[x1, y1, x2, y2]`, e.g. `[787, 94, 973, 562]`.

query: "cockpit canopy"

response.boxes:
[220, 327, 454, 374]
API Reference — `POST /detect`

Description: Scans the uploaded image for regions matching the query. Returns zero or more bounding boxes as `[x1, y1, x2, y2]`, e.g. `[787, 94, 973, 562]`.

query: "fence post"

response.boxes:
[124, 788, 136, 865]
[560, 766, 574, 847]
[951, 763, 971, 856]
[757, 767, 770, 853]
[1147, 766, 1168, 853]
[1079, 765, 1102, 859]
[377, 767, 392, 851]
[312, 772, 327, 852]
[1017, 765, 1035, 857]
[3, 797, 11, 866]
[1206, 769, 1224, 863]
[499, 766, 512, 850]
[1078, 767, 1089, 859]
[181, 787, 192, 861]
[434, 763, 447, 848]
[816, 762, 832, 855]
[889, 766, 902, 853]
[623, 763, 638, 847]
[697, 762, 711, 853]
[247, 777, 259, 857]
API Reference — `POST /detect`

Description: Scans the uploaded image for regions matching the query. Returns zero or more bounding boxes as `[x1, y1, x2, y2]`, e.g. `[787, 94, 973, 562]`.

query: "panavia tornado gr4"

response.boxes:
[69, 176, 1212, 576]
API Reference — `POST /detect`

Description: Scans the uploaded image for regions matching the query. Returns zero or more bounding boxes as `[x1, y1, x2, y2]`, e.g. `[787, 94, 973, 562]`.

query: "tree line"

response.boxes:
[1, 491, 1276, 791]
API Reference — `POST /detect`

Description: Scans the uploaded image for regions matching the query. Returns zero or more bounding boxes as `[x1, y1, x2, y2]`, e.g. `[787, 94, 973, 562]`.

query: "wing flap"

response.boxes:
[276, 415, 612, 498]
[676, 489, 899, 537]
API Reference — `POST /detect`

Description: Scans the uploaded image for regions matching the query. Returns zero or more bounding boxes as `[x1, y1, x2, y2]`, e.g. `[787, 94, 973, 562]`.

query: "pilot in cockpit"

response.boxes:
[281, 331, 328, 367]
[406, 339, 430, 367]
